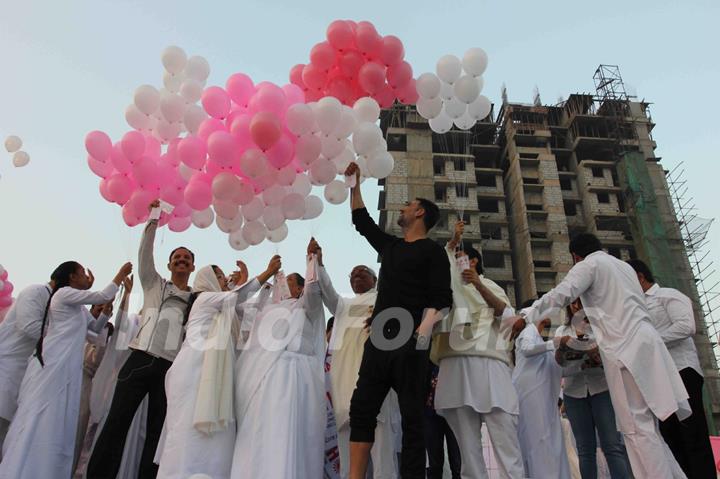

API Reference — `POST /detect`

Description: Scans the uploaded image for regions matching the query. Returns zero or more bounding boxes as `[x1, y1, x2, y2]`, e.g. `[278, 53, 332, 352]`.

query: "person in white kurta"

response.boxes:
[157, 258, 279, 479]
[512, 318, 571, 479]
[514, 234, 689, 479]
[231, 255, 326, 479]
[314, 247, 400, 479]
[0, 261, 131, 479]
[0, 281, 52, 453]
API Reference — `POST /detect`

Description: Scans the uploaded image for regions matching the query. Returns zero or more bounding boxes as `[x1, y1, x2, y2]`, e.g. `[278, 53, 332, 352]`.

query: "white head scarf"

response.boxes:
[193, 265, 222, 293]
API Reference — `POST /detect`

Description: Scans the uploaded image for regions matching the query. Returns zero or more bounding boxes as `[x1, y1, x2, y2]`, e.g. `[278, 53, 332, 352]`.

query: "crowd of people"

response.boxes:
[0, 161, 716, 479]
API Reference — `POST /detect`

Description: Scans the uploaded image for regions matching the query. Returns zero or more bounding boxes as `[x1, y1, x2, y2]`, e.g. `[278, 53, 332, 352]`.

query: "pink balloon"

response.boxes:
[177, 136, 207, 169]
[397, 78, 419, 105]
[0, 270, 7, 281]
[387, 61, 413, 89]
[355, 23, 382, 58]
[380, 36, 404, 66]
[207, 131, 239, 166]
[328, 77, 353, 105]
[0, 296, 12, 308]
[310, 42, 336, 70]
[99, 178, 114, 202]
[373, 83, 395, 108]
[85, 130, 112, 162]
[304, 88, 324, 102]
[302, 63, 328, 91]
[88, 155, 114, 178]
[128, 189, 155, 218]
[327, 20, 354, 50]
[226, 73, 255, 107]
[107, 173, 134, 205]
[212, 172, 241, 201]
[249, 83, 286, 116]
[250, 112, 282, 151]
[282, 84, 305, 106]
[122, 202, 142, 227]
[165, 138, 181, 166]
[0, 281, 13, 297]
[233, 179, 255, 205]
[230, 114, 253, 147]
[158, 211, 171, 227]
[358, 62, 386, 94]
[197, 118, 226, 142]
[295, 134, 322, 165]
[132, 157, 160, 190]
[202, 86, 231, 119]
[160, 176, 186, 206]
[144, 135, 162, 158]
[168, 216, 192, 232]
[266, 135, 294, 169]
[339, 50, 364, 78]
[172, 202, 192, 218]
[121, 131, 146, 164]
[239, 149, 269, 179]
[110, 142, 132, 174]
[289, 64, 306, 88]
[184, 179, 212, 210]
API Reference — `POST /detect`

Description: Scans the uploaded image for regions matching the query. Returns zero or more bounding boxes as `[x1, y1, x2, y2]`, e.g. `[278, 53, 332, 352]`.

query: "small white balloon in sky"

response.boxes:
[4, 135, 22, 153]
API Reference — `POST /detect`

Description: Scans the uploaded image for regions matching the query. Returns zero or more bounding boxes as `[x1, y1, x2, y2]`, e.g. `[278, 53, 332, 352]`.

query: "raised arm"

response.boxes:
[516, 328, 556, 357]
[307, 238, 340, 314]
[56, 262, 132, 307]
[139, 201, 162, 289]
[447, 219, 464, 252]
[345, 162, 395, 254]
[88, 302, 113, 333]
[522, 260, 594, 325]
[458, 258, 508, 317]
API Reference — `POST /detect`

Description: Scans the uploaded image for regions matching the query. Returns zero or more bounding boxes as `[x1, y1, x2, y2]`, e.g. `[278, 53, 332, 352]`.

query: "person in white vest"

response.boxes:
[432, 220, 524, 479]
[627, 259, 716, 478]
[313, 238, 401, 479]
[509, 233, 689, 479]
[230, 240, 326, 479]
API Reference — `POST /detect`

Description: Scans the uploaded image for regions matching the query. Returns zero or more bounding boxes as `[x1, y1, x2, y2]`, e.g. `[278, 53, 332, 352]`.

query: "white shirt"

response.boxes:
[644, 283, 703, 377]
[554, 324, 609, 399]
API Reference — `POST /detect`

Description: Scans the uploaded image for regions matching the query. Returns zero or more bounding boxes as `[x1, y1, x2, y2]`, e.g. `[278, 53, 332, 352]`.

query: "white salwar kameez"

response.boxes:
[157, 276, 260, 479]
[512, 324, 571, 479]
[522, 251, 689, 479]
[317, 266, 400, 479]
[230, 280, 326, 479]
[0, 282, 117, 479]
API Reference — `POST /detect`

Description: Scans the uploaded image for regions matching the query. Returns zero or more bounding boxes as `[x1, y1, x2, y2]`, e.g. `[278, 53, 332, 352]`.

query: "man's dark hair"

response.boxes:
[626, 259, 655, 284]
[415, 198, 440, 231]
[289, 272, 305, 288]
[169, 246, 195, 263]
[569, 234, 602, 258]
[465, 245, 484, 274]
[326, 316, 335, 335]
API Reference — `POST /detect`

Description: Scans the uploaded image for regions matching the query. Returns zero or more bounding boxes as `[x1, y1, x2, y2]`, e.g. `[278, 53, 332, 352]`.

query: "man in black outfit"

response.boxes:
[343, 162, 452, 479]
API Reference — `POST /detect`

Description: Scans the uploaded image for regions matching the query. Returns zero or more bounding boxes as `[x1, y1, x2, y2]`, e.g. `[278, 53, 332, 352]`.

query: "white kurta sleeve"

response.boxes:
[138, 220, 162, 291]
[517, 337, 555, 357]
[57, 282, 119, 307]
[87, 312, 112, 333]
[304, 281, 324, 322]
[317, 266, 340, 314]
[523, 260, 595, 325]
[233, 279, 261, 315]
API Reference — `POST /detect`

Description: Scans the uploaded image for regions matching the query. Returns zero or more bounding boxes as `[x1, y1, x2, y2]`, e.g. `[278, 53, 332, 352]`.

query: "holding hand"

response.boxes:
[256, 255, 282, 285]
[460, 268, 480, 287]
[122, 275, 134, 296]
[307, 237, 323, 266]
[113, 262, 133, 285]
[344, 162, 361, 184]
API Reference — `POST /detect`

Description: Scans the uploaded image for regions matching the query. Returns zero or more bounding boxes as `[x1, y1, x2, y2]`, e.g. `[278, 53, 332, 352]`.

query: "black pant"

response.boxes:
[659, 368, 716, 479]
[350, 337, 430, 478]
[424, 408, 461, 479]
[87, 350, 171, 479]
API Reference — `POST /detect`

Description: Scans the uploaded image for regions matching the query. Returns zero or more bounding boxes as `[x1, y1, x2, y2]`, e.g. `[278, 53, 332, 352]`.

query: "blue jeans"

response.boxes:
[564, 390, 633, 479]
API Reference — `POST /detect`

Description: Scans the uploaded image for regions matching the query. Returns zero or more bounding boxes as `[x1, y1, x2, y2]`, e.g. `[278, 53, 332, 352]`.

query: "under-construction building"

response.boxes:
[378, 65, 720, 424]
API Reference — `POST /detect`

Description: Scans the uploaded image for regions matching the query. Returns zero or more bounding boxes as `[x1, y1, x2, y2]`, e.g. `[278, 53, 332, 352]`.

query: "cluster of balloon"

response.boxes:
[85, 46, 395, 250]
[290, 20, 418, 108]
[415, 48, 492, 133]
[0, 264, 13, 309]
[4, 136, 30, 168]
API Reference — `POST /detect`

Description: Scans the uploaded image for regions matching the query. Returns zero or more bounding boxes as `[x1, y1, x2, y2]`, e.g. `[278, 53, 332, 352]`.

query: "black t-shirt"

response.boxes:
[352, 208, 452, 329]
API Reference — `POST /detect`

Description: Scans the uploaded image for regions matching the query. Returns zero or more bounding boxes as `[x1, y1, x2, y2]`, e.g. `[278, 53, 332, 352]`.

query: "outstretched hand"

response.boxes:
[307, 237, 323, 266]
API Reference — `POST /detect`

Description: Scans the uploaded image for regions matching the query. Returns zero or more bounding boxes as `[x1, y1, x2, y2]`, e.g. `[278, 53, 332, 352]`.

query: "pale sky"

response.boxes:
[1, 0, 718, 317]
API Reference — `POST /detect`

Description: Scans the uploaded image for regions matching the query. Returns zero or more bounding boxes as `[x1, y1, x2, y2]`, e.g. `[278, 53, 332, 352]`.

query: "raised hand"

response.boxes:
[114, 262, 133, 285]
[344, 162, 361, 183]
[122, 275, 134, 295]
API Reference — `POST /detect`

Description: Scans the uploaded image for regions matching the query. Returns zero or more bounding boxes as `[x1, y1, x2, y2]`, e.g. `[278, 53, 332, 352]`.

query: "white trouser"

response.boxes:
[443, 406, 524, 479]
[608, 366, 686, 479]
[337, 420, 398, 479]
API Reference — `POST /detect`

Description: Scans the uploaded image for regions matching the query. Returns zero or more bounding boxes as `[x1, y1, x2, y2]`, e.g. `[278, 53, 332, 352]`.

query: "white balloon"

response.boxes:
[332, 148, 355, 174]
[180, 79, 203, 104]
[429, 113, 453, 134]
[462, 48, 488, 77]
[353, 97, 380, 123]
[183, 104, 207, 134]
[213, 200, 240, 219]
[416, 73, 441, 99]
[241, 197, 264, 221]
[315, 96, 343, 134]
[332, 106, 357, 139]
[352, 123, 383, 156]
[444, 97, 467, 119]
[184, 55, 211, 82]
[266, 224, 288, 243]
[321, 135, 345, 159]
[228, 230, 249, 250]
[262, 205, 286, 230]
[476, 76, 485, 94]
[310, 158, 337, 185]
[4, 135, 22, 153]
[162, 46, 187, 75]
[367, 151, 395, 179]
[12, 151, 30, 167]
[281, 192, 306, 219]
[217, 213, 243, 233]
[324, 180, 349, 204]
[286, 103, 315, 136]
[163, 71, 184, 94]
[262, 184, 286, 206]
[276, 165, 297, 186]
[125, 104, 152, 131]
[416, 96, 443, 120]
[454, 112, 476, 131]
[453, 75, 480, 104]
[191, 208, 214, 228]
[160, 92, 186, 123]
[134, 85, 160, 115]
[155, 120, 182, 143]
[439, 81, 454, 101]
[436, 55, 462, 84]
[468, 95, 492, 121]
[290, 174, 312, 197]
[240, 149, 268, 179]
[303, 195, 323, 220]
[242, 220, 267, 246]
